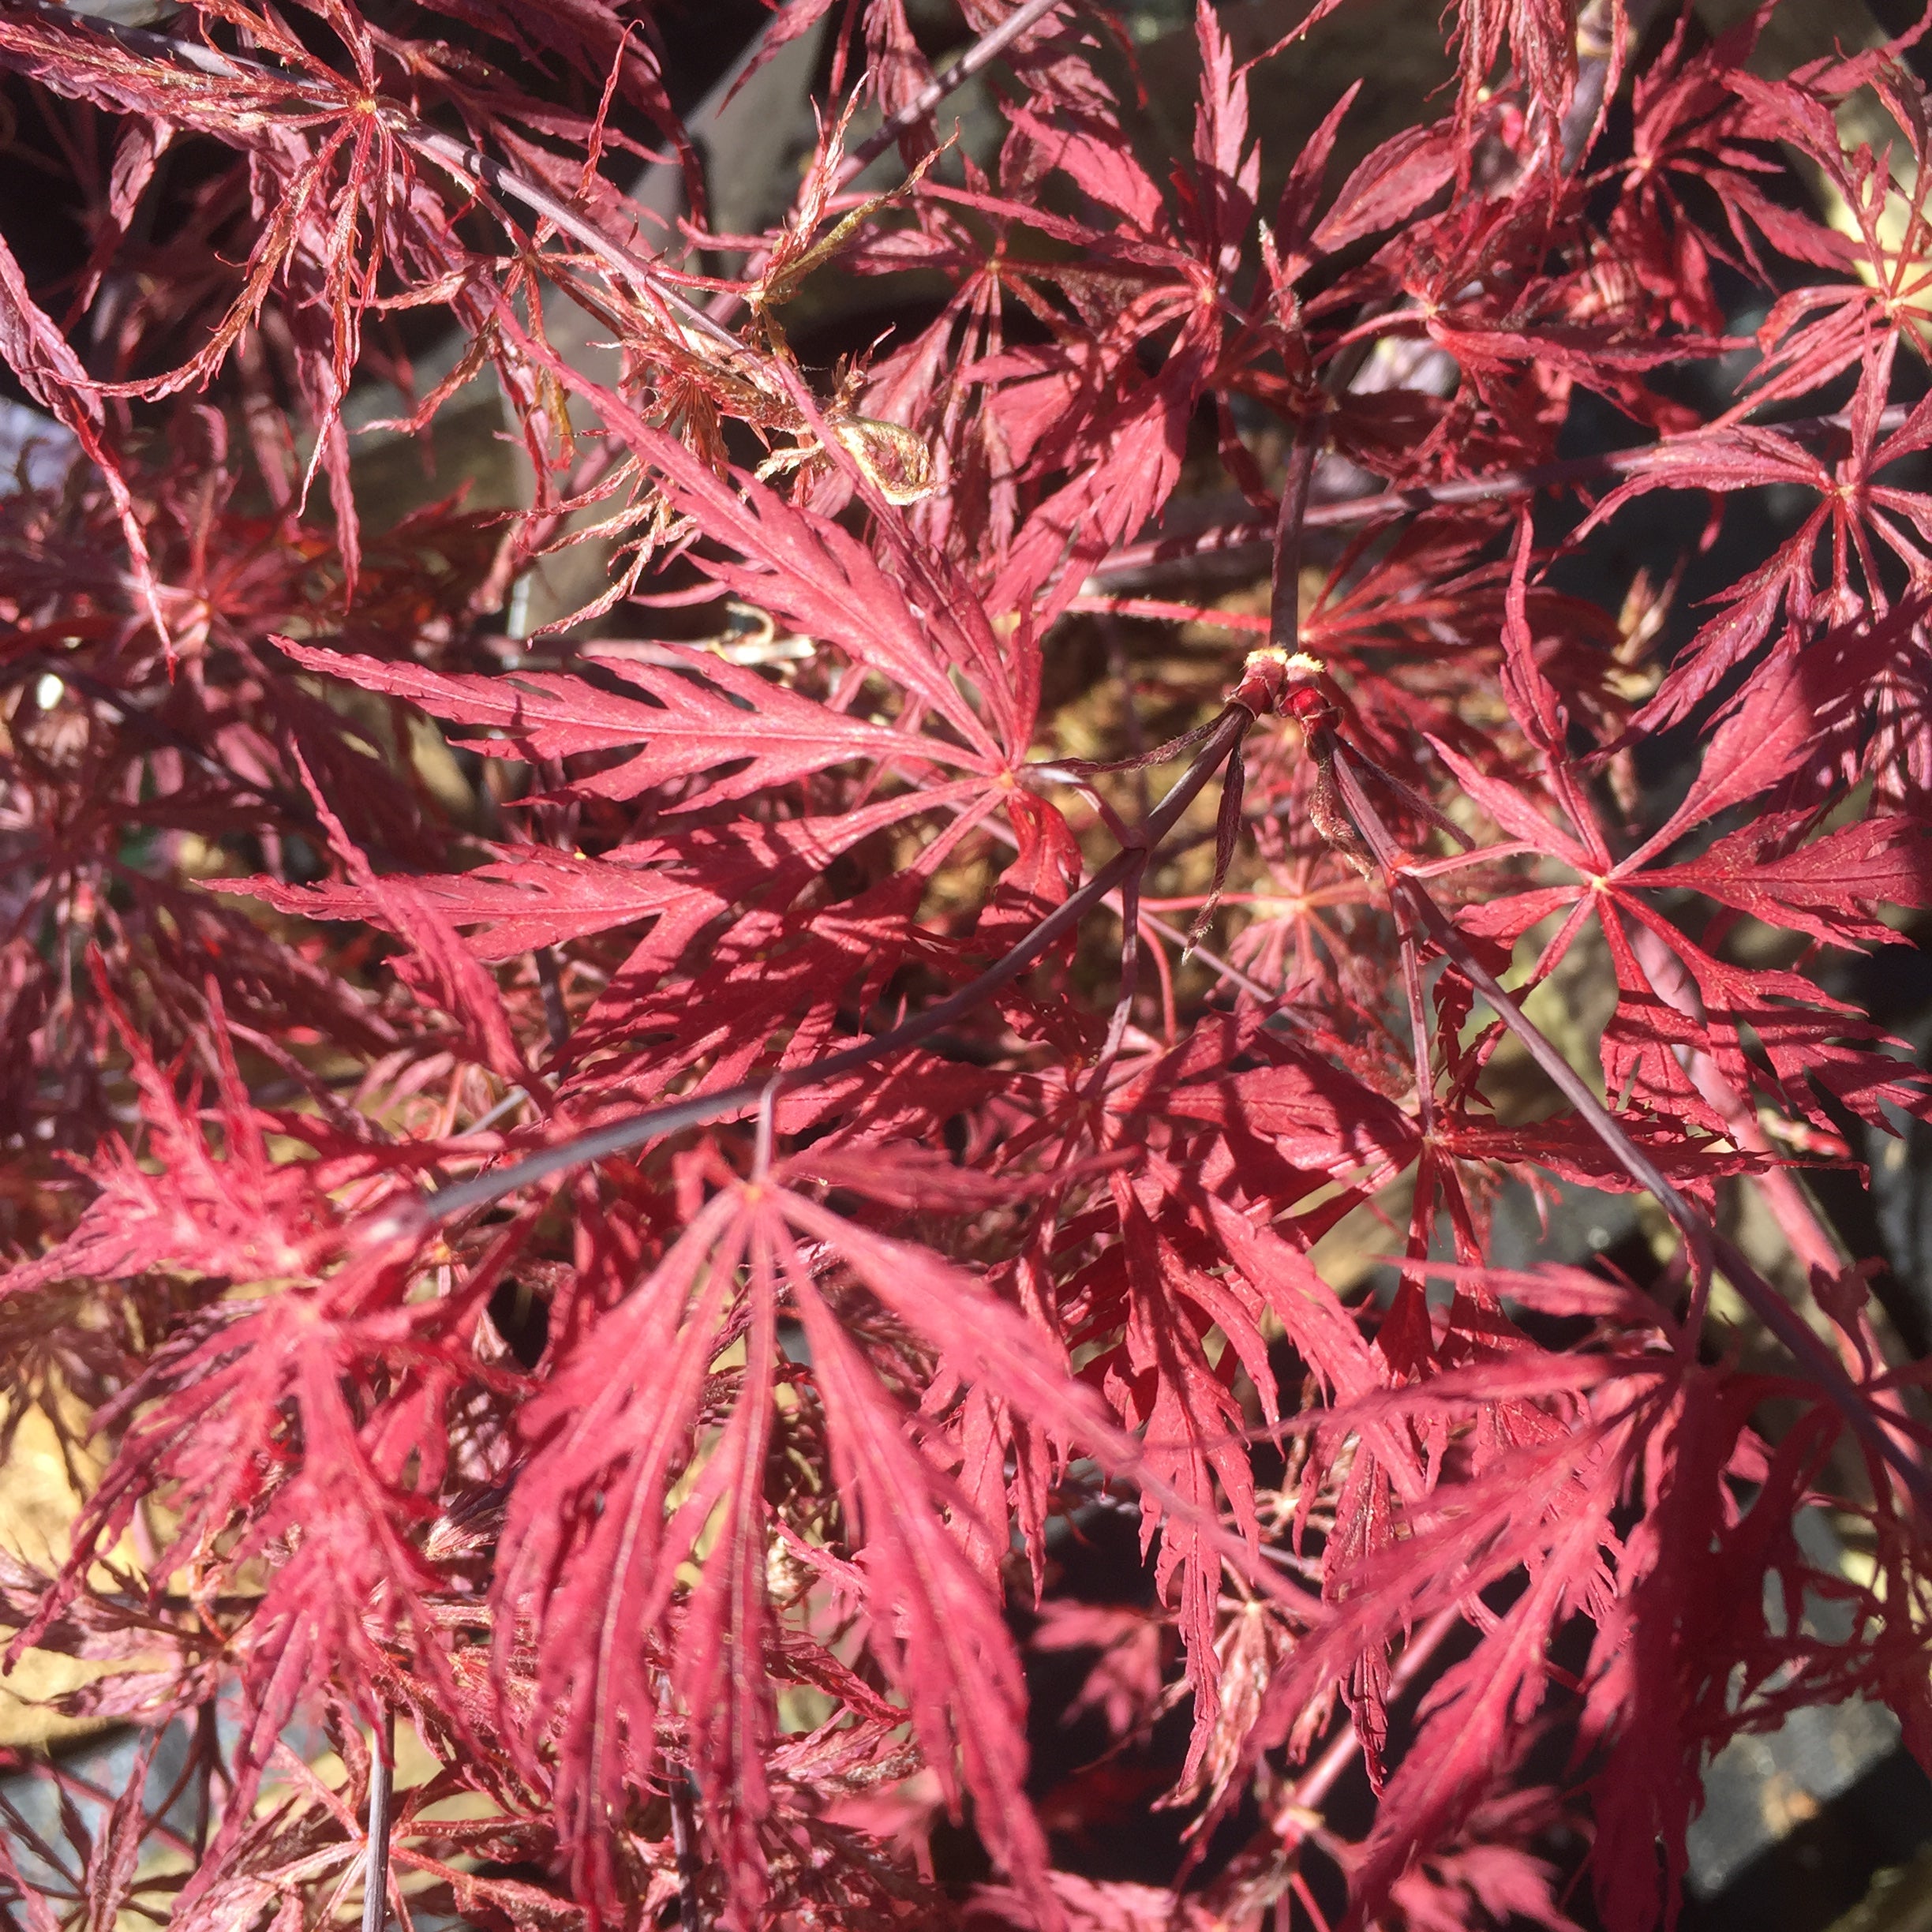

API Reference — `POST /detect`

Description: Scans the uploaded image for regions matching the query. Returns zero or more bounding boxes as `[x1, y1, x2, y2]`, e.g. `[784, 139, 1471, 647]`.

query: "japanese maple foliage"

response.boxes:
[3, 0, 1932, 1929]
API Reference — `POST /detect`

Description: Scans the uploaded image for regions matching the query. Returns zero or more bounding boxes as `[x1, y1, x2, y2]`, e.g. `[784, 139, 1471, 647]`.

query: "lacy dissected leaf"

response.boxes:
[226, 839, 708, 961]
[1641, 814, 1932, 951]
[1092, 1177, 1256, 1767]
[9, 3, 1932, 1928]
[273, 634, 971, 808]
[7, 1251, 468, 1926]
[1123, 1027, 1421, 1188]
[988, 337, 1215, 633]
[784, 1227, 1058, 1902]
[1236, 1372, 1661, 1922]
[553, 869, 937, 1111]
[1, 975, 335, 1299]
[1446, 0, 1578, 148]
[496, 1175, 1136, 1919]
[1580, 1370, 1750, 1932]
[0, 227, 166, 643]
[511, 355, 1023, 760]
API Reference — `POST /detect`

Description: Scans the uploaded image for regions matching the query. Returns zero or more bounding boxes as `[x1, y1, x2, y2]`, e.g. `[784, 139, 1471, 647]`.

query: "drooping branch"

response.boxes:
[0, 0, 755, 371]
[838, 0, 1069, 185]
[1088, 400, 1915, 583]
[364, 680, 1271, 1242]
[1324, 743, 1932, 1521]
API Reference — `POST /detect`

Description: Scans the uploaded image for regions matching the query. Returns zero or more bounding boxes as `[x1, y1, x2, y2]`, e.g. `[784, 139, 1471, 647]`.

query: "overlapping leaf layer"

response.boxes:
[3, 2, 1932, 1929]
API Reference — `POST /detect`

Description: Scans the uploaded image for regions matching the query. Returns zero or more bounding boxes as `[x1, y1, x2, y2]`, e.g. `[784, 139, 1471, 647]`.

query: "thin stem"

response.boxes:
[365, 703, 1252, 1238]
[1089, 520, 1275, 586]
[1104, 616, 1152, 817]
[1268, 432, 1319, 657]
[1335, 743, 1687, 1239]
[1327, 743, 1932, 1521]
[839, 0, 1065, 184]
[0, 0, 238, 79]
[1088, 400, 1913, 580]
[1397, 932, 1436, 1140]
[397, 125, 752, 366]
[1623, 857, 1922, 1488]
[361, 1711, 395, 1932]
[703, 0, 1069, 327]
[534, 946, 570, 1054]
[971, 806, 1285, 1005]
[752, 1080, 779, 1181]
[1081, 851, 1148, 1104]
[668, 1775, 705, 1932]
[191, 1700, 219, 1856]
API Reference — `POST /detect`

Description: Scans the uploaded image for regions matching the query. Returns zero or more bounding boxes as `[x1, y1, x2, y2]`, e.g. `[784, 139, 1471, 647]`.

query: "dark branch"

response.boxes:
[1327, 743, 1932, 1522]
[837, 0, 1068, 185]
[1089, 401, 1913, 583]
[361, 1713, 394, 1932]
[366, 701, 1255, 1239]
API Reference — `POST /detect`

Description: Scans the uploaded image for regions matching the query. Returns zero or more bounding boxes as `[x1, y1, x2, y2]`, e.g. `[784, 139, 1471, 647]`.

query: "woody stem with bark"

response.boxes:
[1269, 431, 1319, 658]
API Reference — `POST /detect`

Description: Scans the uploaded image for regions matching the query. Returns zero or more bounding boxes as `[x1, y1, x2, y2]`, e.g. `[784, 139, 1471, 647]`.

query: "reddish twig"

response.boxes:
[1325, 745, 1932, 1521]
[1088, 400, 1914, 582]
[838, 0, 1068, 185]
[366, 687, 1263, 1239]
[702, 0, 1071, 328]
[1268, 432, 1319, 658]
